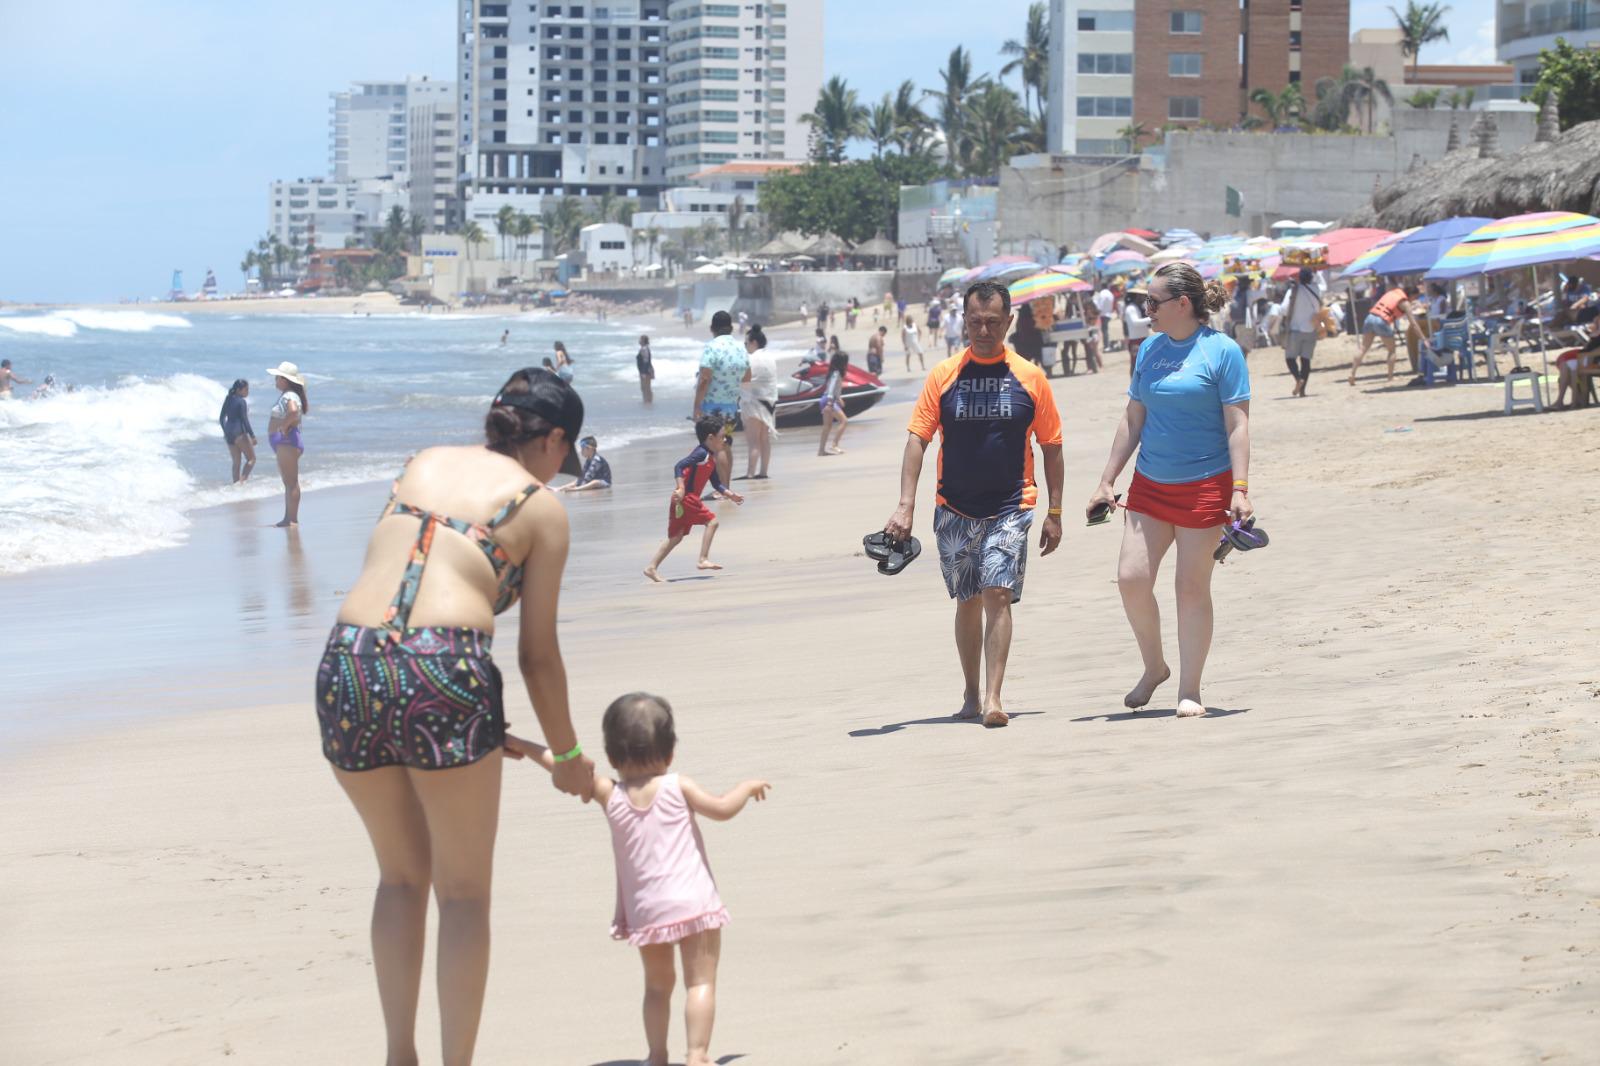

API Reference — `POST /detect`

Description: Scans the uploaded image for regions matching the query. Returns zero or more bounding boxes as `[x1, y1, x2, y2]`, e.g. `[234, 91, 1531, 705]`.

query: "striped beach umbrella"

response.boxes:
[1424, 212, 1600, 280]
[964, 255, 1042, 284]
[938, 266, 969, 287]
[1008, 271, 1089, 305]
[1353, 216, 1491, 277]
[1104, 249, 1149, 266]
[1340, 227, 1420, 277]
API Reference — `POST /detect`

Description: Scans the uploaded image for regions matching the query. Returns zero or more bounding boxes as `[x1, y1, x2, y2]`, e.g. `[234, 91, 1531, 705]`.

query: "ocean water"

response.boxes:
[0, 307, 764, 575]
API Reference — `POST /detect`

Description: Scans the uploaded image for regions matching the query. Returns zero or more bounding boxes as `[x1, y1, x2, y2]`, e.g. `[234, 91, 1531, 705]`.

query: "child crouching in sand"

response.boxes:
[506, 693, 770, 1066]
[644, 416, 743, 582]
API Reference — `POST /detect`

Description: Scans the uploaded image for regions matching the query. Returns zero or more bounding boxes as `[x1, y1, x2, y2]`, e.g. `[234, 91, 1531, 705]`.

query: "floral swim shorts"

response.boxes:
[932, 506, 1034, 604]
[315, 624, 506, 772]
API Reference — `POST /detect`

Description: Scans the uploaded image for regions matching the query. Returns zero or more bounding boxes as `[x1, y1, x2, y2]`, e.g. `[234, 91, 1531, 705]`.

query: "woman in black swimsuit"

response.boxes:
[316, 367, 595, 1065]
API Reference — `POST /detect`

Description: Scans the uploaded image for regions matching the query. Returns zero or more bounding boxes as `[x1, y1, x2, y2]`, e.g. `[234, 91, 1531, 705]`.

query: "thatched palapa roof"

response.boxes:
[1343, 119, 1600, 231]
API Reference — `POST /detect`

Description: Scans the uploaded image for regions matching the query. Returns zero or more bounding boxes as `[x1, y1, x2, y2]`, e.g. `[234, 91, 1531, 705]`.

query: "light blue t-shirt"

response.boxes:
[699, 334, 750, 407]
[1127, 327, 1250, 484]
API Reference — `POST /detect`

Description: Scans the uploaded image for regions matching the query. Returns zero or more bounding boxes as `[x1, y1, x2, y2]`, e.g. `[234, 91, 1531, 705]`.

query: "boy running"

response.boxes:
[645, 417, 745, 582]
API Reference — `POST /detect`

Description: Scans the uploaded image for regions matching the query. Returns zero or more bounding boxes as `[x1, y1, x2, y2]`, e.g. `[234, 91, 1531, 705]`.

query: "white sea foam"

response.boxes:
[0, 308, 192, 339]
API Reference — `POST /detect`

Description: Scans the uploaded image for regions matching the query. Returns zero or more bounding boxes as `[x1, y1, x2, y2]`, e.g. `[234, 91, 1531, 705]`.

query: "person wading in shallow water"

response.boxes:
[883, 280, 1065, 729]
[265, 361, 309, 527]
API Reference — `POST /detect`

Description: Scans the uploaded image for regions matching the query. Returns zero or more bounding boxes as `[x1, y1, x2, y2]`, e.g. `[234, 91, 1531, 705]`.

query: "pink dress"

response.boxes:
[606, 773, 730, 947]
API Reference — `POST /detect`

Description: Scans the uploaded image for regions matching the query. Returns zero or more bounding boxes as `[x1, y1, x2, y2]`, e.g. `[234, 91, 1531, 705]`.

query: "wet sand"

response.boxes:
[3, 329, 1598, 1063]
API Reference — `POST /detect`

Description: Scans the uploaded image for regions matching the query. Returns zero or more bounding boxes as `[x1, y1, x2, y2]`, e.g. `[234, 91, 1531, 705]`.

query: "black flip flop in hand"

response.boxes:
[863, 531, 922, 576]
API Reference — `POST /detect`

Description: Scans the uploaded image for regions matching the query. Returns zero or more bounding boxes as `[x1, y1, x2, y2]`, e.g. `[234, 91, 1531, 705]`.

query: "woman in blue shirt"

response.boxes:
[1085, 262, 1253, 720]
[218, 378, 257, 483]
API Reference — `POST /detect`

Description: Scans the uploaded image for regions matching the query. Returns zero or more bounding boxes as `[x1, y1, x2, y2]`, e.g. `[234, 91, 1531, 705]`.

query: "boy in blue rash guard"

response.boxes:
[644, 417, 745, 582]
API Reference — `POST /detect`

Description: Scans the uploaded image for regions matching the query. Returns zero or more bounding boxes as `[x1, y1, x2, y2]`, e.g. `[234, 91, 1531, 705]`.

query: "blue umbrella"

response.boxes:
[1161, 228, 1201, 248]
[1359, 216, 1494, 277]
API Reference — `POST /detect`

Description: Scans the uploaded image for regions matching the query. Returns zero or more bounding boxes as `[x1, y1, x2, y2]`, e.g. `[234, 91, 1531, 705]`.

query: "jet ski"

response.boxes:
[773, 360, 888, 427]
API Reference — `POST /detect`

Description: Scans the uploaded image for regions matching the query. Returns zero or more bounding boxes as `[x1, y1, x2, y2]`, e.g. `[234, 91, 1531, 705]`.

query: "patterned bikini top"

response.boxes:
[378, 462, 542, 637]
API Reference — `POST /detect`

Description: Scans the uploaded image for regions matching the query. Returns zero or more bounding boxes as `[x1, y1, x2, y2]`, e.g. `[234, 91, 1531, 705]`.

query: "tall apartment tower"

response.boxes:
[663, 2, 824, 182]
[405, 77, 460, 231]
[1133, 1, 1247, 131]
[457, 0, 674, 236]
[331, 82, 409, 181]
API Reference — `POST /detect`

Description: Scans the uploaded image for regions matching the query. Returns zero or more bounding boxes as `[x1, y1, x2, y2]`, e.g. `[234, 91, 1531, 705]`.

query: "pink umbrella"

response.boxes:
[1105, 249, 1150, 266]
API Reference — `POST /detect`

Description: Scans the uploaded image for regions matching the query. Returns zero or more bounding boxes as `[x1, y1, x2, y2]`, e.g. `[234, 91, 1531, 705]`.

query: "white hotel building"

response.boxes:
[456, 0, 820, 237]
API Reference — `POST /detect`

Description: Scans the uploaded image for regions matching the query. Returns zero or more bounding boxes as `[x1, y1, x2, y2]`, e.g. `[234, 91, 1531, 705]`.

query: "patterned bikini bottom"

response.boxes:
[315, 624, 506, 772]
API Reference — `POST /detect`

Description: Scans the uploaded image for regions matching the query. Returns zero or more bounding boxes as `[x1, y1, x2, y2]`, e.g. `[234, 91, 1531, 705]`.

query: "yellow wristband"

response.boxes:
[1046, 507, 1063, 516]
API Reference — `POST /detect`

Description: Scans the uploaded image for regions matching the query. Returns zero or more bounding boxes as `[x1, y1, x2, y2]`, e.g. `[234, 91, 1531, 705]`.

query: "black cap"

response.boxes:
[494, 368, 585, 476]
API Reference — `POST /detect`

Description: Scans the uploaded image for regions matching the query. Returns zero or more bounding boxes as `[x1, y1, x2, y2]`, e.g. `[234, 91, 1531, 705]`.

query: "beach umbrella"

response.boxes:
[1047, 262, 1087, 275]
[1339, 227, 1420, 277]
[1161, 227, 1202, 248]
[693, 262, 723, 275]
[1009, 271, 1088, 305]
[1314, 228, 1396, 268]
[1424, 212, 1600, 280]
[1103, 249, 1149, 266]
[1149, 245, 1195, 264]
[965, 256, 1041, 283]
[1125, 227, 1159, 239]
[1088, 231, 1158, 257]
[1356, 216, 1493, 277]
[938, 266, 969, 287]
[1100, 259, 1149, 277]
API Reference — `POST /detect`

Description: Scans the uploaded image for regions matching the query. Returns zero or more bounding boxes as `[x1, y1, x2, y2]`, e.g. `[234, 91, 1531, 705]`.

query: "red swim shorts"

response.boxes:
[667, 494, 716, 537]
[1125, 470, 1233, 529]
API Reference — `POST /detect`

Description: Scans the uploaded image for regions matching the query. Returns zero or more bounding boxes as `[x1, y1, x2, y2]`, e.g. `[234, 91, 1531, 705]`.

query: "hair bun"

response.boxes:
[1203, 281, 1230, 314]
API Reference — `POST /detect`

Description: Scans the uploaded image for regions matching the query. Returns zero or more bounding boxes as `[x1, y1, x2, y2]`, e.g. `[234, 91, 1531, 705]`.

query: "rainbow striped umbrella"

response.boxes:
[1008, 271, 1089, 305]
[964, 256, 1042, 283]
[938, 266, 969, 287]
[1425, 212, 1600, 279]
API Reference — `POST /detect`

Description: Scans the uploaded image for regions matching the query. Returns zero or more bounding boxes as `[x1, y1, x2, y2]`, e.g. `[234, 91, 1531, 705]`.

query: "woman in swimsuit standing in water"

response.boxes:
[266, 361, 308, 527]
[316, 366, 596, 1065]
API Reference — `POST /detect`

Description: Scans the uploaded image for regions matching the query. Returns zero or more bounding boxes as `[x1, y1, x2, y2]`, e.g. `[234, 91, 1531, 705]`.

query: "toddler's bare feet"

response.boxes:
[643, 566, 662, 583]
[1124, 665, 1171, 709]
[1175, 698, 1207, 718]
[697, 560, 723, 571]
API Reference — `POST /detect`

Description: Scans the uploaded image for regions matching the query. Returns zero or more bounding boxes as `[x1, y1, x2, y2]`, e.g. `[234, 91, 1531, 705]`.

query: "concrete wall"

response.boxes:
[732, 271, 895, 324]
[998, 108, 1537, 251]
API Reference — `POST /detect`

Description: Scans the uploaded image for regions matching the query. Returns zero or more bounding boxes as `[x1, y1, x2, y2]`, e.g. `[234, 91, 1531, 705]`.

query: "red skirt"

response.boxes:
[667, 494, 716, 537]
[1126, 470, 1233, 529]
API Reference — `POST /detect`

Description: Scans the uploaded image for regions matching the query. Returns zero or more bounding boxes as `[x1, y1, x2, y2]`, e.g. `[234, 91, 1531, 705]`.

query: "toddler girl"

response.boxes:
[507, 692, 770, 1066]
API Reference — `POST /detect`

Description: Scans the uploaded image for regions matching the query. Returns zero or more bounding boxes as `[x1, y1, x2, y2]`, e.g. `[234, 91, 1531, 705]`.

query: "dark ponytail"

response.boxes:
[746, 323, 767, 349]
[484, 368, 555, 456]
[288, 381, 309, 413]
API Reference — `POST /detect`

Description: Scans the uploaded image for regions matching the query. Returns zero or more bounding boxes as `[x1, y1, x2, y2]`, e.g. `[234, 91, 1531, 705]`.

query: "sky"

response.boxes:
[0, 0, 1496, 304]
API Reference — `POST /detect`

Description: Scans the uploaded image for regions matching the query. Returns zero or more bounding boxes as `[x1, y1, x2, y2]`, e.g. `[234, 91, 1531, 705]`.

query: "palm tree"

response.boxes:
[999, 3, 1050, 121]
[407, 212, 427, 254]
[1116, 122, 1152, 151]
[462, 221, 487, 263]
[891, 79, 933, 155]
[540, 197, 586, 256]
[1249, 84, 1306, 128]
[728, 195, 747, 256]
[962, 83, 1028, 178]
[644, 225, 663, 268]
[240, 253, 256, 288]
[800, 76, 868, 163]
[494, 203, 517, 261]
[926, 46, 989, 173]
[1344, 66, 1393, 134]
[513, 212, 538, 272]
[1391, 1, 1451, 84]
[867, 94, 898, 158]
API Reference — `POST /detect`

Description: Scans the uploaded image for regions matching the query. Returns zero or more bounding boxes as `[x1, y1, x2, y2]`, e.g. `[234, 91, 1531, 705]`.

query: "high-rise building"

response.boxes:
[331, 82, 410, 182]
[1046, 1, 1350, 155]
[1496, 0, 1600, 89]
[455, 1, 820, 238]
[663, 2, 824, 182]
[404, 77, 460, 231]
[457, 0, 675, 237]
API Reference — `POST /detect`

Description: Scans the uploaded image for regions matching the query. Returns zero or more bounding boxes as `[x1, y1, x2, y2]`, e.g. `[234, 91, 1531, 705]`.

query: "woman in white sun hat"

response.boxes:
[266, 361, 309, 527]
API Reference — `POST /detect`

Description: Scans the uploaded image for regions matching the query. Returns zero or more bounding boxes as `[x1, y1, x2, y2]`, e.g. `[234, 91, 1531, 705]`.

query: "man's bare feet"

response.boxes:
[1175, 698, 1207, 718]
[274, 519, 297, 528]
[953, 693, 981, 720]
[643, 566, 662, 583]
[982, 704, 1009, 728]
[696, 560, 723, 571]
[1124, 665, 1171, 709]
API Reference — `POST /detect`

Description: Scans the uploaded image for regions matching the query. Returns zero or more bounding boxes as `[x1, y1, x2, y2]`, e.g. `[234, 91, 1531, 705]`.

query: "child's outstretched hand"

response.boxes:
[745, 780, 772, 802]
[725, 490, 745, 506]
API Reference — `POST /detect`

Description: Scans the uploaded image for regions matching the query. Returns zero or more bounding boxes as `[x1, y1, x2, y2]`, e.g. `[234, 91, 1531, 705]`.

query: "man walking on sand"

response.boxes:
[883, 280, 1065, 728]
[693, 310, 750, 485]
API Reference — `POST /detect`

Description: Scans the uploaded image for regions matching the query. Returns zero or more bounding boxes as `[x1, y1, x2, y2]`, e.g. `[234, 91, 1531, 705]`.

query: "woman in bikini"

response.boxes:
[266, 362, 308, 527]
[315, 366, 596, 1065]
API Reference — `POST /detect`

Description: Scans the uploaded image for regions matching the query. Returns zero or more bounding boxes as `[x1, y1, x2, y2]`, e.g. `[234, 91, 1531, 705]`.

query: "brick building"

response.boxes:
[1129, 0, 1349, 135]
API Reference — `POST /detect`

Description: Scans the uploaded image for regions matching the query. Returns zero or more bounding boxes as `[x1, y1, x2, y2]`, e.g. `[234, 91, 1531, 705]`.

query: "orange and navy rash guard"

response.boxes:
[907, 346, 1063, 518]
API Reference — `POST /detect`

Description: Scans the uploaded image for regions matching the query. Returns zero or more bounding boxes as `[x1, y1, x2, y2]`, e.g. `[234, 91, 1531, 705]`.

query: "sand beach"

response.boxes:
[3, 318, 1598, 1064]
